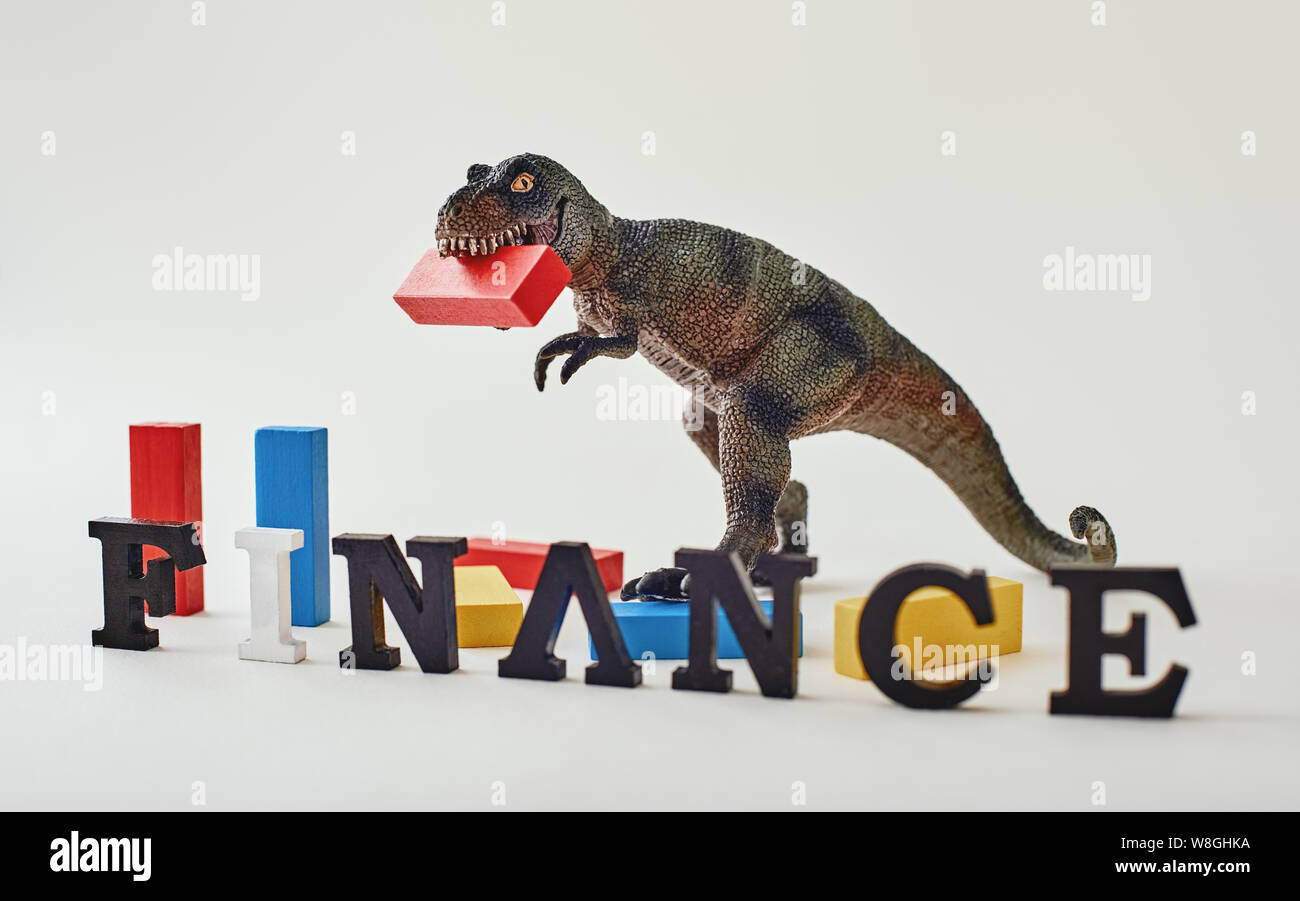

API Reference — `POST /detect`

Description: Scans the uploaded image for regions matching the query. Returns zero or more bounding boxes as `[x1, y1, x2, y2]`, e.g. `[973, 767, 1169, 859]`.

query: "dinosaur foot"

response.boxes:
[621, 567, 690, 601]
[751, 544, 811, 587]
[621, 555, 812, 598]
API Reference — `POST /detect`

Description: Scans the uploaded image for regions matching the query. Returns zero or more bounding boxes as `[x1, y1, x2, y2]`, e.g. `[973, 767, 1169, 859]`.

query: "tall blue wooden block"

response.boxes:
[589, 600, 802, 661]
[255, 426, 330, 626]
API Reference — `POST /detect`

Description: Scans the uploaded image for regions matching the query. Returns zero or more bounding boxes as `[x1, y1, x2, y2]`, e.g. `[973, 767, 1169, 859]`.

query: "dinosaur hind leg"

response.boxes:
[775, 478, 808, 554]
[714, 399, 791, 570]
[619, 403, 807, 600]
[685, 404, 808, 553]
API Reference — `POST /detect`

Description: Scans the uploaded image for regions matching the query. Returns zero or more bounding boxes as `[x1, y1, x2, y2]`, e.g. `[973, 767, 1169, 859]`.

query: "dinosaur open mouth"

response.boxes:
[437, 198, 567, 258]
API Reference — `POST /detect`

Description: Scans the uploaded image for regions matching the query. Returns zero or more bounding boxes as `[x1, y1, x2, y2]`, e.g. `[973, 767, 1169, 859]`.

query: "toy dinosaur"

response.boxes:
[434, 153, 1117, 599]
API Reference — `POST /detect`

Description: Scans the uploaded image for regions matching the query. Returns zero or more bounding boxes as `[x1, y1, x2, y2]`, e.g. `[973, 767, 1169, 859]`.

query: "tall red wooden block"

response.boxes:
[129, 422, 204, 615]
[456, 538, 623, 593]
[394, 245, 571, 328]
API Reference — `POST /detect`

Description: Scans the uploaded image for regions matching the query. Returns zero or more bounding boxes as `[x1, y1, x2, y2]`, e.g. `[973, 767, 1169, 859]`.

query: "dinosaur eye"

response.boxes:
[511, 173, 534, 193]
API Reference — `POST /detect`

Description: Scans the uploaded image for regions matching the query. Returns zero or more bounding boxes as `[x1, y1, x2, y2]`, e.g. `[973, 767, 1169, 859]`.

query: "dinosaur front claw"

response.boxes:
[534, 333, 586, 391]
[560, 341, 602, 384]
[534, 333, 636, 390]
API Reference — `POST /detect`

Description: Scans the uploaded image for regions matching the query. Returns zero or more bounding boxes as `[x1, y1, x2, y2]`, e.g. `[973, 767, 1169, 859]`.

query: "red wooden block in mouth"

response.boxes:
[393, 245, 572, 327]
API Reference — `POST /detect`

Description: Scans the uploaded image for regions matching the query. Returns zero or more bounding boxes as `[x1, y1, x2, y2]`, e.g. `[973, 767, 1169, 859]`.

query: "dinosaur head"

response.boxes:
[435, 153, 610, 274]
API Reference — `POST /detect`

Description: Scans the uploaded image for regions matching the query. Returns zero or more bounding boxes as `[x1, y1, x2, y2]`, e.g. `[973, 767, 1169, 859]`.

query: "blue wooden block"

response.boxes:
[254, 427, 330, 626]
[589, 600, 802, 661]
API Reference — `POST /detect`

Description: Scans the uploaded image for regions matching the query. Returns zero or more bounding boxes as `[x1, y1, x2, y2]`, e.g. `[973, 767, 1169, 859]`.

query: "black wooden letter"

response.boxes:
[89, 516, 206, 651]
[1049, 566, 1196, 718]
[858, 563, 995, 710]
[671, 550, 816, 699]
[498, 542, 640, 687]
[332, 534, 466, 674]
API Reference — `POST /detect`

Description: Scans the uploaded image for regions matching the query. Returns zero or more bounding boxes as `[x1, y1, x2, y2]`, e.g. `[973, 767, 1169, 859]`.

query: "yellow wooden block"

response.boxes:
[833, 577, 1022, 681]
[454, 565, 524, 648]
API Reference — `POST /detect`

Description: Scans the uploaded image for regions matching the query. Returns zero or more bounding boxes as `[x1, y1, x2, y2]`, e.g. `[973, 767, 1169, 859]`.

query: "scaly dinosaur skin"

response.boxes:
[435, 153, 1116, 599]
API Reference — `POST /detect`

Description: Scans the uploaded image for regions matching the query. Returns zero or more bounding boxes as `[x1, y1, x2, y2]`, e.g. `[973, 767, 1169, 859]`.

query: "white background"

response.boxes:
[1, 0, 1296, 810]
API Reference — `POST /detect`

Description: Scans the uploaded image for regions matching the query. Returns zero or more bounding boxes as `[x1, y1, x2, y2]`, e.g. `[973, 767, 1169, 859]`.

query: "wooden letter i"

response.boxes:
[236, 527, 307, 663]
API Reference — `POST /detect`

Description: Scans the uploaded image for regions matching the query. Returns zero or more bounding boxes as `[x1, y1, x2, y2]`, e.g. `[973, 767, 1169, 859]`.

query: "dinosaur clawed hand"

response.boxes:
[621, 567, 691, 601]
[534, 333, 584, 390]
[534, 333, 637, 391]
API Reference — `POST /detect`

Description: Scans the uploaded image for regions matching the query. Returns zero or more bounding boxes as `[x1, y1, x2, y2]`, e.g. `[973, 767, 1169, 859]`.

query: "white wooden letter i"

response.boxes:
[236, 527, 307, 663]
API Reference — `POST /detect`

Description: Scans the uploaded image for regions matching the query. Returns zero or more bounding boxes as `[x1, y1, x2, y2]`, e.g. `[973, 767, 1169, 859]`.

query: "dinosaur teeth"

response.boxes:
[437, 225, 532, 257]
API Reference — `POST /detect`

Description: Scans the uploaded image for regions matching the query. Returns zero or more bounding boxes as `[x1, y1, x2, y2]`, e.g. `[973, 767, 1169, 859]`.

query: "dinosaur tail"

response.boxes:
[861, 334, 1117, 572]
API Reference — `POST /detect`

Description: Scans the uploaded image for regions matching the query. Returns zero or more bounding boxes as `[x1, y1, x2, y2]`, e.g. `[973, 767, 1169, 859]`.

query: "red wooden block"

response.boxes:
[129, 422, 203, 615]
[393, 245, 572, 328]
[456, 539, 624, 593]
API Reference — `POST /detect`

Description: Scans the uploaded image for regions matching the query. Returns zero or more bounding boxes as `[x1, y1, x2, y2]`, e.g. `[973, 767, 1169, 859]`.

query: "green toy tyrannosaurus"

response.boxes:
[435, 153, 1117, 599]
